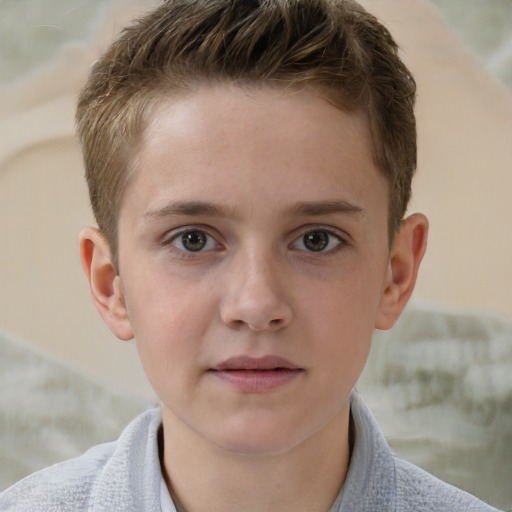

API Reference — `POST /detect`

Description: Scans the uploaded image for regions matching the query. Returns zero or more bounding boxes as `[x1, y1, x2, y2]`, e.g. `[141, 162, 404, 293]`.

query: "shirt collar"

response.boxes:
[330, 391, 396, 512]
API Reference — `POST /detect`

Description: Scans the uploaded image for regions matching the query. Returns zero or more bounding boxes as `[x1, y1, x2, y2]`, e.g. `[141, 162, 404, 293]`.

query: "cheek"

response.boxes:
[125, 264, 216, 331]
[130, 293, 208, 405]
[123, 272, 218, 378]
[301, 265, 384, 364]
[305, 263, 386, 324]
[308, 303, 372, 408]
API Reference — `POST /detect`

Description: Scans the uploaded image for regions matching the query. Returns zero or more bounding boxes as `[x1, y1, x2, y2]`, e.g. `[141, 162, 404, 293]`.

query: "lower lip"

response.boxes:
[210, 369, 303, 393]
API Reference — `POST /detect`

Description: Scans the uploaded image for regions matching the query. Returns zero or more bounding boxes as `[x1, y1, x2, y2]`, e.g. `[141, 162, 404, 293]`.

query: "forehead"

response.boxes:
[121, 84, 388, 227]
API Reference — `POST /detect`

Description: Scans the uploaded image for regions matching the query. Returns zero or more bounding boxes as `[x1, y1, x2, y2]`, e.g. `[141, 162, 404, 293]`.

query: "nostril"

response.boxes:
[231, 319, 246, 329]
[247, 318, 283, 332]
[220, 291, 293, 331]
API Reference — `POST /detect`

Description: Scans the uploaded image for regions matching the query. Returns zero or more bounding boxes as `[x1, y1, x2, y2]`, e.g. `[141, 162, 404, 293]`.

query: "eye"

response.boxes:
[170, 229, 218, 252]
[293, 229, 344, 253]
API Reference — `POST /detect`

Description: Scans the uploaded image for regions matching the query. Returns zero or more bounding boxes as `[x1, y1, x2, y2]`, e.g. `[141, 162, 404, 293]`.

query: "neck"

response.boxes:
[160, 404, 351, 512]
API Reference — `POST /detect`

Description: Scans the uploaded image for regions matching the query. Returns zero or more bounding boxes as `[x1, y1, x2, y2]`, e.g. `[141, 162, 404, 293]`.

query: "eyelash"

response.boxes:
[291, 227, 346, 255]
[163, 226, 221, 257]
[162, 226, 348, 257]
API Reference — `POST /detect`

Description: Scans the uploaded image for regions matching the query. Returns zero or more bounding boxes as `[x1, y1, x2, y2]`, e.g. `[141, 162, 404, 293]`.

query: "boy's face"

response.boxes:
[111, 85, 401, 455]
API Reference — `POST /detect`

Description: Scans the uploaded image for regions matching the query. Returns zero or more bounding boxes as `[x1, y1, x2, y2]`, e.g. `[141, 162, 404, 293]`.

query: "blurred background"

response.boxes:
[0, 0, 511, 507]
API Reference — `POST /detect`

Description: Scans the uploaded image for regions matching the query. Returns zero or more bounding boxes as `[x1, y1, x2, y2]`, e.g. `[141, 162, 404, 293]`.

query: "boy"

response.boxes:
[0, 0, 502, 510]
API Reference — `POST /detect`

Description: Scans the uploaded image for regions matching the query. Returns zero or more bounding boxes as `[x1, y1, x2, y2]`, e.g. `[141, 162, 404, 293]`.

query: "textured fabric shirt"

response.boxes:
[0, 392, 501, 511]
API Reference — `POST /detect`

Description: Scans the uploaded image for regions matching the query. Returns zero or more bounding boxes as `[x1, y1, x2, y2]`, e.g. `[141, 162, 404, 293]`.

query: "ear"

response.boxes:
[375, 213, 428, 330]
[79, 227, 134, 341]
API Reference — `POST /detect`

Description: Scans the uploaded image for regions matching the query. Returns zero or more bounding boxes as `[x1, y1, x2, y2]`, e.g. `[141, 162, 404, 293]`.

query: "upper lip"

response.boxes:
[212, 355, 301, 371]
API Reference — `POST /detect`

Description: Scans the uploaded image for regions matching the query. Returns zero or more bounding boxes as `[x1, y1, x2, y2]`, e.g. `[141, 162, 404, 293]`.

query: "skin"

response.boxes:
[80, 84, 428, 512]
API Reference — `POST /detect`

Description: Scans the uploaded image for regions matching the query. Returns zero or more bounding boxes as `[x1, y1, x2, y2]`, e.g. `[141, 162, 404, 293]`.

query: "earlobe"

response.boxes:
[79, 227, 134, 341]
[375, 213, 429, 330]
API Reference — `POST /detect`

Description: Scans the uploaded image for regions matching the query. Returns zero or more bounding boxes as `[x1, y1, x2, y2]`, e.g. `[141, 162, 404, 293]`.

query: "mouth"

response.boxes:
[209, 355, 304, 393]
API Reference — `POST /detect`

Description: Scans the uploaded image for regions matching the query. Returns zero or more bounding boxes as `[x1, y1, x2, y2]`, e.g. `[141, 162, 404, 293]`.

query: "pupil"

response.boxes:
[304, 231, 329, 251]
[182, 231, 207, 251]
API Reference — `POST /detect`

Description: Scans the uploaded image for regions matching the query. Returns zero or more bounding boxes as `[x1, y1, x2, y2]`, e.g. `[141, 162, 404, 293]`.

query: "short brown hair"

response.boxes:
[76, 0, 416, 267]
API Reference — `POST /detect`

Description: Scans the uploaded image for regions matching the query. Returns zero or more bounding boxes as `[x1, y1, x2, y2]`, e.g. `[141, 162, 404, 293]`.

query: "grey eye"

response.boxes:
[180, 230, 208, 251]
[292, 229, 344, 253]
[303, 231, 330, 252]
[169, 228, 220, 254]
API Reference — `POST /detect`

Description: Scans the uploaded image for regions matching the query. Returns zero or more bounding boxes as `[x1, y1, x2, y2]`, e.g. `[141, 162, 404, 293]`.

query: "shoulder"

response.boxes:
[0, 407, 162, 512]
[0, 441, 115, 512]
[345, 392, 502, 512]
[393, 457, 502, 512]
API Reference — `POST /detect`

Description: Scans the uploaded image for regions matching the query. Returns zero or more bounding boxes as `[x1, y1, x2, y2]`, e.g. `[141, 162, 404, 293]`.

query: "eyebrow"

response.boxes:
[142, 199, 365, 220]
[143, 201, 235, 219]
[289, 199, 365, 218]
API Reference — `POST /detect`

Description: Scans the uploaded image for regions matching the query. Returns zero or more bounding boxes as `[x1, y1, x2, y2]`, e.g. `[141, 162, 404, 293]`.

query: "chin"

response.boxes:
[210, 416, 310, 457]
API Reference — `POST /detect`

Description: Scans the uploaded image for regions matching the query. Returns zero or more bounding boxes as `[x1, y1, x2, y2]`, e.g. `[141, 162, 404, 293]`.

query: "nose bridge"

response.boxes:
[220, 243, 292, 331]
[243, 243, 276, 287]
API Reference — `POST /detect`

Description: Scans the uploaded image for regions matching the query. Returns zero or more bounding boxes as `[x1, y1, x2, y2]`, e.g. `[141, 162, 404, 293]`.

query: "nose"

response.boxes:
[219, 250, 293, 332]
